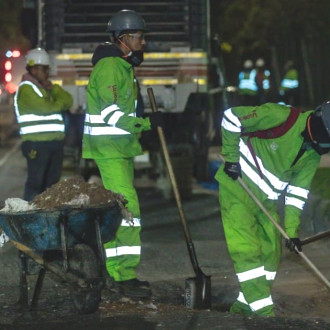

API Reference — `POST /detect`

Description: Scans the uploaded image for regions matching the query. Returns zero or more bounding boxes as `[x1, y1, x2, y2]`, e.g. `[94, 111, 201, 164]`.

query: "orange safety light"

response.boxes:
[5, 82, 17, 94]
[12, 50, 21, 58]
[5, 72, 12, 82]
[4, 60, 12, 71]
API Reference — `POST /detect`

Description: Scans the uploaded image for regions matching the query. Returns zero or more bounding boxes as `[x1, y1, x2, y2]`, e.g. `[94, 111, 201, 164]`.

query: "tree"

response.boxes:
[0, 0, 30, 52]
[213, 0, 330, 105]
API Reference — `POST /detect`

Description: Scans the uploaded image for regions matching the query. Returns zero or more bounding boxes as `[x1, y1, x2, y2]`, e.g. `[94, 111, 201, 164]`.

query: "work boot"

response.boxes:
[116, 278, 152, 299]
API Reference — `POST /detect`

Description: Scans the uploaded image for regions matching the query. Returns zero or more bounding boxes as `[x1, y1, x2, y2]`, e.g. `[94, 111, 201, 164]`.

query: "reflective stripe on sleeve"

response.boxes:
[83, 125, 130, 136]
[285, 196, 305, 210]
[120, 218, 141, 227]
[222, 116, 241, 133]
[287, 185, 309, 199]
[108, 111, 124, 125]
[223, 108, 242, 128]
[101, 104, 120, 119]
[105, 246, 141, 258]
[236, 266, 265, 282]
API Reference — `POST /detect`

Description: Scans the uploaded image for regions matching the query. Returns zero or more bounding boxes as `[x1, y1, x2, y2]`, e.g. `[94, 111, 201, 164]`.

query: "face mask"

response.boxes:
[126, 50, 144, 67]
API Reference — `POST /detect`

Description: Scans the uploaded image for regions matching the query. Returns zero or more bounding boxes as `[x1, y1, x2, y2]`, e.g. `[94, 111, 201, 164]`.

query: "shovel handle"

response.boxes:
[219, 154, 330, 290]
[147, 88, 201, 274]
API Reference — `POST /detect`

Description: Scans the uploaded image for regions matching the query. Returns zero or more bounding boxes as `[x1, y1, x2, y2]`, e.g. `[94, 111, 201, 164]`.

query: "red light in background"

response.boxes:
[4, 60, 12, 71]
[5, 72, 12, 82]
[12, 50, 21, 58]
[5, 82, 17, 94]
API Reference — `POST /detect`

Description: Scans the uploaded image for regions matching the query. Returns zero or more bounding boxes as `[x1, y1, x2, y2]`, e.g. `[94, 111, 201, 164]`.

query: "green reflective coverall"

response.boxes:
[215, 103, 320, 316]
[83, 44, 152, 282]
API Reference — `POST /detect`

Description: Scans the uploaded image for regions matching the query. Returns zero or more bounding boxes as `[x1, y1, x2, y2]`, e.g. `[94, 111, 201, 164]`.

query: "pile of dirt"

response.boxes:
[31, 176, 127, 210]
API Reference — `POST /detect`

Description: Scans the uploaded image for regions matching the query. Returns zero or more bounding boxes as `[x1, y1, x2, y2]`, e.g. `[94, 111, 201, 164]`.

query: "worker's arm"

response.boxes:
[284, 150, 320, 238]
[94, 58, 152, 134]
[50, 84, 73, 110]
[17, 84, 71, 115]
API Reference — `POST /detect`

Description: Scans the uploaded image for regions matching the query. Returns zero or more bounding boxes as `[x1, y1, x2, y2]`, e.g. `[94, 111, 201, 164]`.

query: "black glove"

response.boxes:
[224, 162, 242, 180]
[149, 111, 164, 129]
[285, 238, 302, 254]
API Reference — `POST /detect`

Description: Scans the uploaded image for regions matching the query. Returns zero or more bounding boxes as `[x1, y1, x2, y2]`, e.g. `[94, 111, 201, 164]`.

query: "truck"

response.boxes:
[41, 0, 223, 197]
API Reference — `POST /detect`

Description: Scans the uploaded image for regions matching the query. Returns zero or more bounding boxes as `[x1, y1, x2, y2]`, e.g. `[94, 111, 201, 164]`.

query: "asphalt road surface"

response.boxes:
[0, 136, 329, 329]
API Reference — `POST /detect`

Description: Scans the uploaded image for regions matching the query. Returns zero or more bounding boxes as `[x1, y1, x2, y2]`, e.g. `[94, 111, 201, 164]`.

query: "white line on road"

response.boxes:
[0, 140, 21, 168]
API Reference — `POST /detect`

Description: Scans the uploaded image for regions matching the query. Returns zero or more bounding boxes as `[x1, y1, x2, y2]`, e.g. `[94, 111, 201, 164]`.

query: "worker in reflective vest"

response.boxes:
[279, 60, 299, 105]
[216, 102, 330, 316]
[82, 10, 163, 299]
[14, 48, 73, 201]
[238, 59, 258, 106]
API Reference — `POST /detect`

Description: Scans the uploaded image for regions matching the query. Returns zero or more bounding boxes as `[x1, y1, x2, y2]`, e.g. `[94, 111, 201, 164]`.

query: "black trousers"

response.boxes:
[21, 140, 64, 201]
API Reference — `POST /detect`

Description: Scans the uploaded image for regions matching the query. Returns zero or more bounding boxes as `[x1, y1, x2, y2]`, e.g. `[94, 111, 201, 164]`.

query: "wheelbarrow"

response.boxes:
[0, 203, 123, 314]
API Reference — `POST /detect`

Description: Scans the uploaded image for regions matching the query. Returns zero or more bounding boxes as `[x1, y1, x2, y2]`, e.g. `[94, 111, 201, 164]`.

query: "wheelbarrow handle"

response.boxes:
[219, 154, 330, 290]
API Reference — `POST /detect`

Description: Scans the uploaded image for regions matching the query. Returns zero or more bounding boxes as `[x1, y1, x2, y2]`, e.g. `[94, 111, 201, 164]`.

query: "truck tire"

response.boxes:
[69, 244, 101, 314]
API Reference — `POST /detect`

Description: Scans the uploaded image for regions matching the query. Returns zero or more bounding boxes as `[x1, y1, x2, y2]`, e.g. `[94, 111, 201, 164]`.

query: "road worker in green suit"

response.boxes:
[82, 10, 163, 299]
[216, 102, 330, 316]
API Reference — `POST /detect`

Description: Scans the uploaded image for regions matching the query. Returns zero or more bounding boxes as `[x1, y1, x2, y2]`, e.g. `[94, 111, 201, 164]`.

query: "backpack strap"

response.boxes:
[241, 107, 301, 178]
[241, 107, 300, 139]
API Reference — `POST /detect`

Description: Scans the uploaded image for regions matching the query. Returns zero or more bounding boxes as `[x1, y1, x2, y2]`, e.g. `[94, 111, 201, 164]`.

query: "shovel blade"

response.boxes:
[184, 275, 211, 309]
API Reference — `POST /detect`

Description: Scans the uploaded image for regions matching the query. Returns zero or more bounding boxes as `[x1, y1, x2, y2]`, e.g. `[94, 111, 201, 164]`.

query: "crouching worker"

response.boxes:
[82, 10, 163, 299]
[216, 102, 330, 316]
[15, 48, 73, 201]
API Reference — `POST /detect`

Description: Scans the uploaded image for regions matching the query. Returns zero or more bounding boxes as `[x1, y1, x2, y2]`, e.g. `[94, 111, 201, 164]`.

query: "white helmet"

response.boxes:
[26, 48, 50, 66]
[243, 59, 253, 69]
[256, 58, 265, 67]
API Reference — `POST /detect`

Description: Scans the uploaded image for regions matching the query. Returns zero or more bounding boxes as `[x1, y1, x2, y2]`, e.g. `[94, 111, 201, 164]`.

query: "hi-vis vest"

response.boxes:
[280, 69, 299, 91]
[238, 69, 258, 95]
[14, 81, 65, 141]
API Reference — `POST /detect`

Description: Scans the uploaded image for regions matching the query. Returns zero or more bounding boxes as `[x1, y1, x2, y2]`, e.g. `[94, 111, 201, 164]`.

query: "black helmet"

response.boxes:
[307, 101, 330, 153]
[318, 101, 330, 137]
[106, 10, 148, 37]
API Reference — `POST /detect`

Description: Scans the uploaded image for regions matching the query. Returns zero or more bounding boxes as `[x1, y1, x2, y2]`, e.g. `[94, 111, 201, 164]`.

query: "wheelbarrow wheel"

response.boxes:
[69, 244, 101, 314]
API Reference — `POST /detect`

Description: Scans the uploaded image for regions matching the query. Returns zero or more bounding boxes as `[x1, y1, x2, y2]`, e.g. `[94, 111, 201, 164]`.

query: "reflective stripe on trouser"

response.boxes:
[95, 157, 141, 282]
[218, 170, 281, 316]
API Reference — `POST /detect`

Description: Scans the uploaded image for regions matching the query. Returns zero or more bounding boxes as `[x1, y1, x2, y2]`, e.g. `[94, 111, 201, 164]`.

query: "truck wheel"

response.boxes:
[69, 244, 101, 314]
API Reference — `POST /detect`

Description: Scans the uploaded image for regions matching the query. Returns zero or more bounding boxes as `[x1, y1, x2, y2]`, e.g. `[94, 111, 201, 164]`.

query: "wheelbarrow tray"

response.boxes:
[0, 203, 122, 251]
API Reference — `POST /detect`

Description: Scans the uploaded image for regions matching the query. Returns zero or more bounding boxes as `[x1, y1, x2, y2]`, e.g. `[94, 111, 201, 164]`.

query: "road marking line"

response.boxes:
[0, 140, 21, 168]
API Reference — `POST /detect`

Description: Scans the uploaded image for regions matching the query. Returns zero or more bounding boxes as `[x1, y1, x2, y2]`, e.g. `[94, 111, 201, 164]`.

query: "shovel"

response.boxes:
[147, 88, 211, 309]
